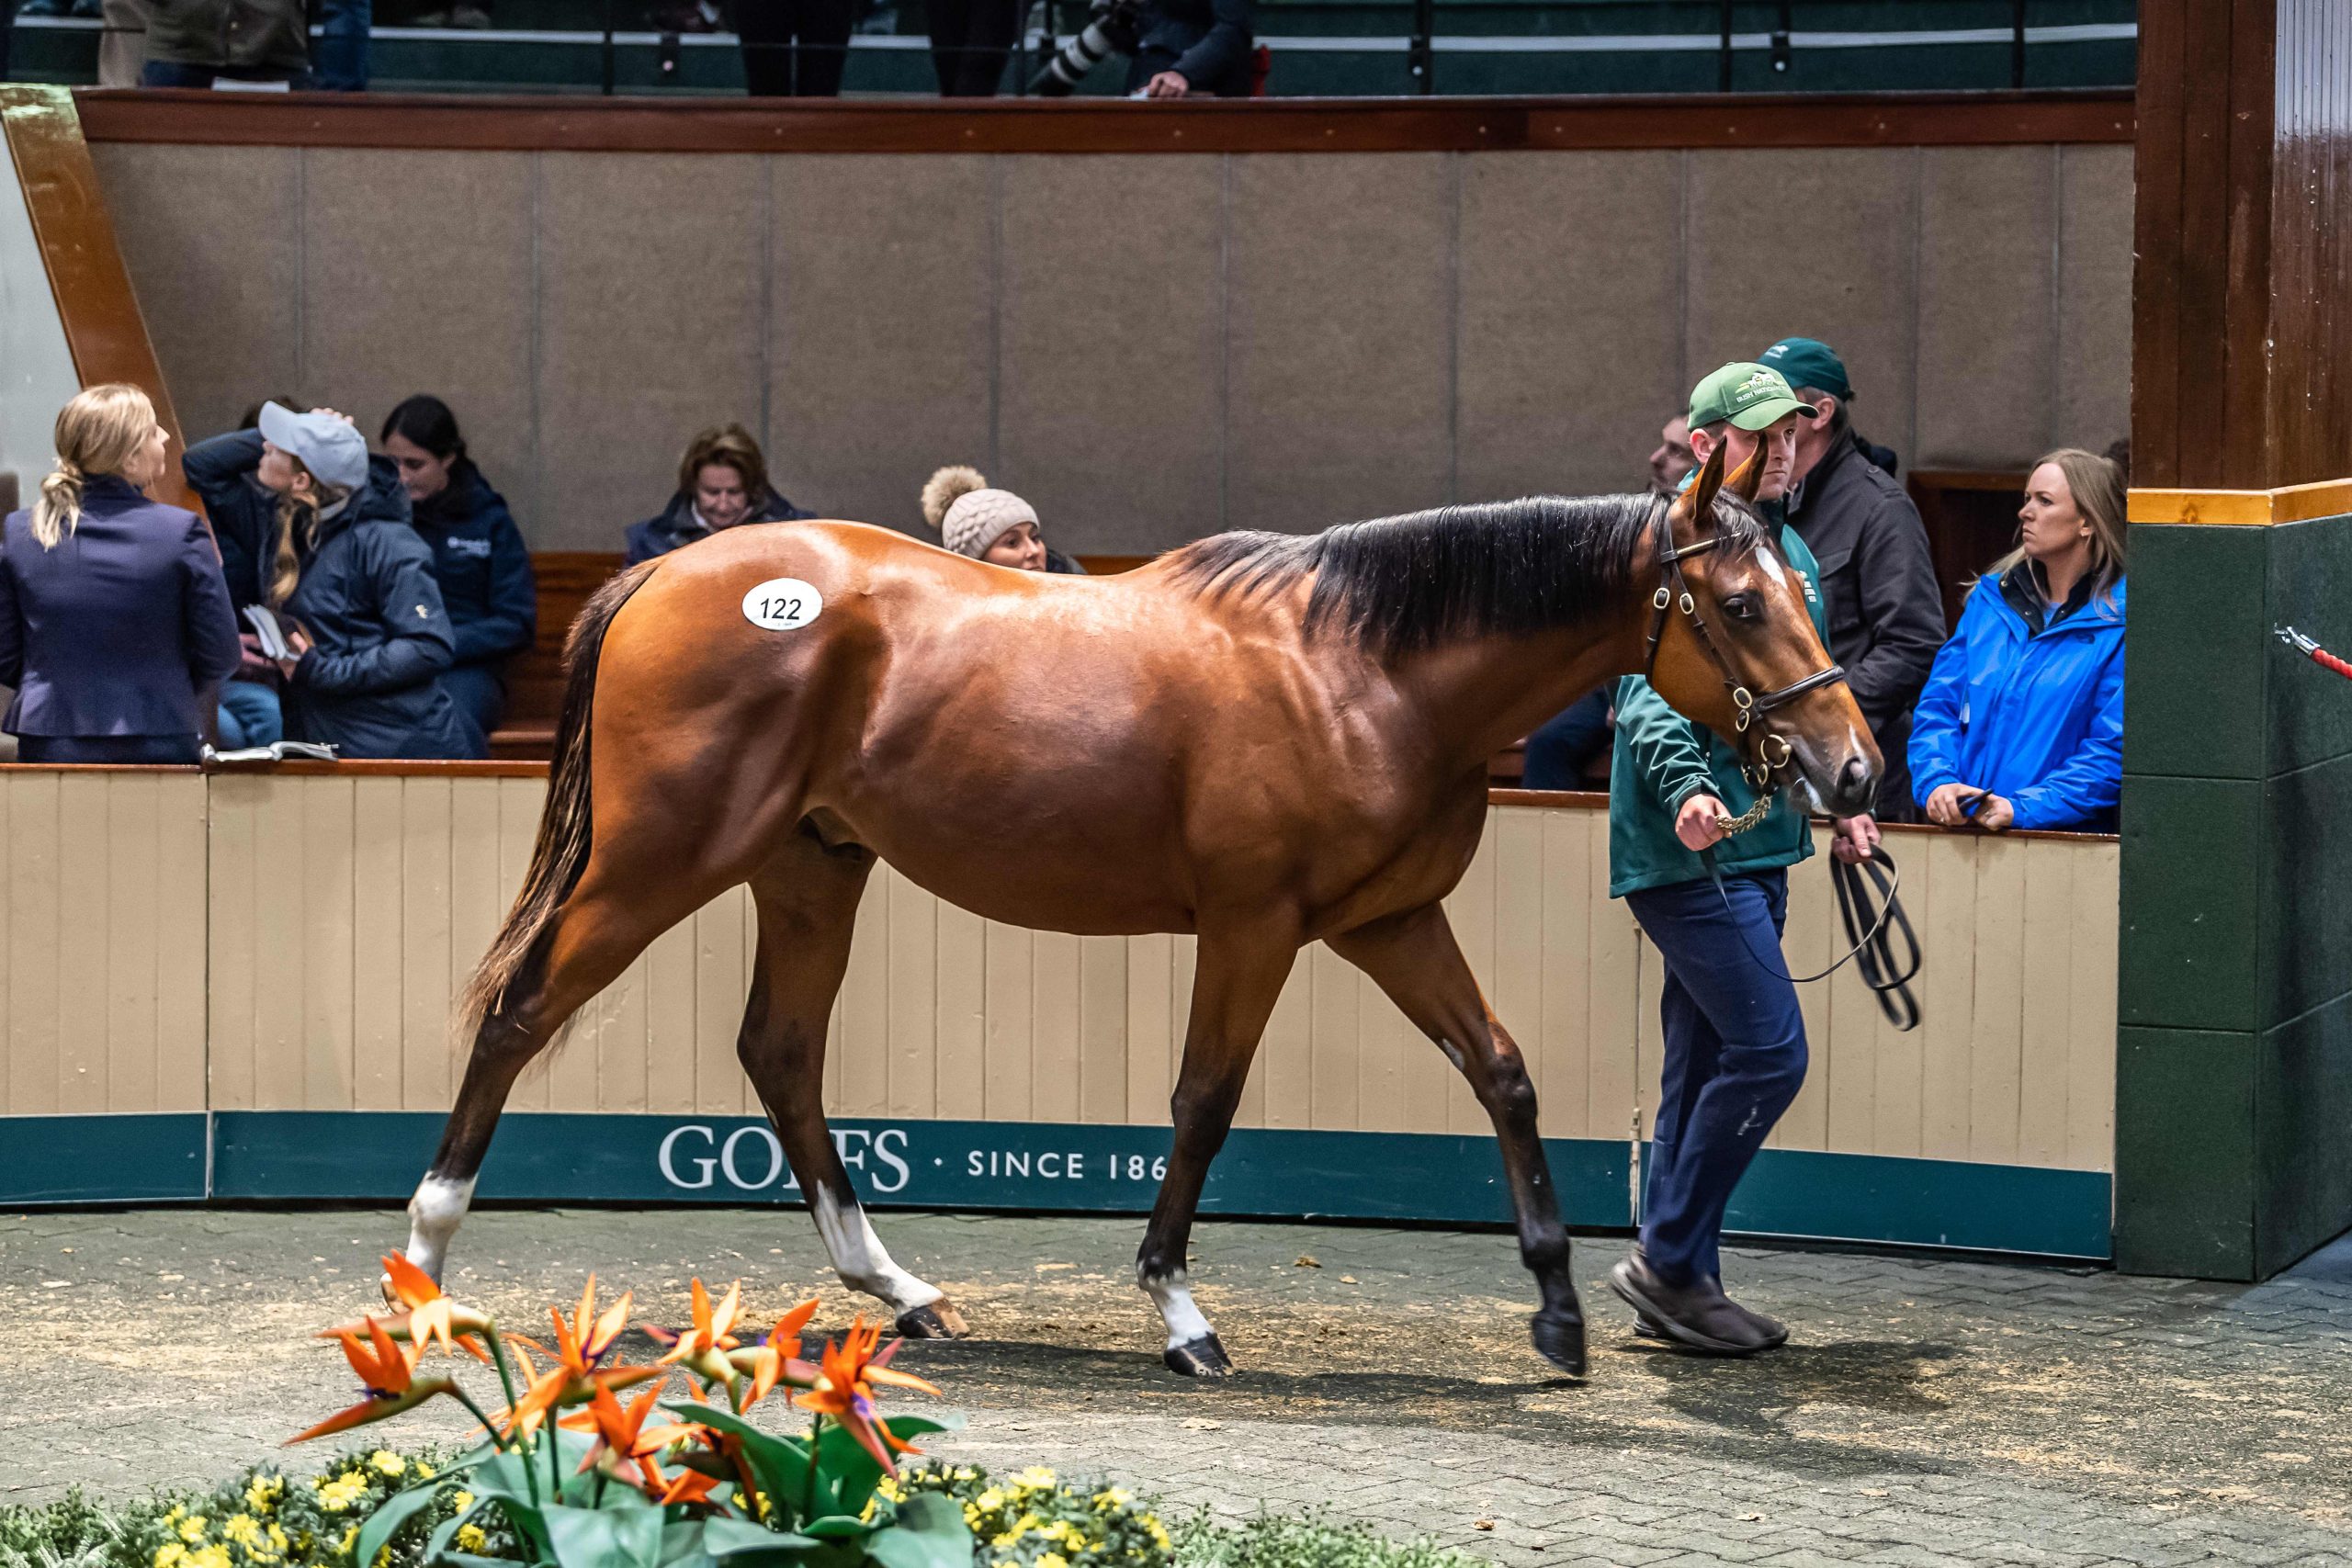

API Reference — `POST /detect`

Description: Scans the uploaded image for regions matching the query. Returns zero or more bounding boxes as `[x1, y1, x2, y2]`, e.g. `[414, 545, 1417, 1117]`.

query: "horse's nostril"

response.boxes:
[1838, 756, 1873, 800]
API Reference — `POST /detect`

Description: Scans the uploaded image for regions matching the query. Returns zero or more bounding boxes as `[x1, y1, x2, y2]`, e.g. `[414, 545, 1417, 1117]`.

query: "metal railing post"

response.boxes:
[601, 0, 616, 94]
[1408, 0, 1433, 93]
[2010, 0, 2027, 87]
[1717, 0, 1733, 91]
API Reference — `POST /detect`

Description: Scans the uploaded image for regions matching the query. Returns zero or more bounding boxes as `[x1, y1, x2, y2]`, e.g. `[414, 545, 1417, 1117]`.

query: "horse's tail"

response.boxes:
[454, 559, 660, 1047]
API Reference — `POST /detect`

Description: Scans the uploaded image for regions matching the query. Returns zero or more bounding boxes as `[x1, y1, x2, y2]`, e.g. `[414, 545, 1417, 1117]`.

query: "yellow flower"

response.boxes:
[990, 1531, 1020, 1548]
[315, 1474, 368, 1514]
[1093, 1486, 1132, 1509]
[450, 1491, 474, 1512]
[177, 1517, 210, 1544]
[1147, 1517, 1172, 1549]
[874, 1477, 903, 1502]
[154, 1543, 187, 1568]
[221, 1516, 264, 1549]
[455, 1527, 488, 1553]
[1038, 1554, 1069, 1568]
[975, 1489, 1005, 1513]
[336, 1527, 358, 1555]
[369, 1452, 405, 1478]
[189, 1545, 232, 1568]
[413, 1463, 435, 1481]
[266, 1526, 288, 1555]
[1011, 1513, 1042, 1536]
[1011, 1468, 1056, 1491]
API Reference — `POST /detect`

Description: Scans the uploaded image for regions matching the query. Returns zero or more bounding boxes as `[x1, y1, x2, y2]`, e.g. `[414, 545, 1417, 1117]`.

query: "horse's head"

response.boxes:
[1643, 443, 1882, 817]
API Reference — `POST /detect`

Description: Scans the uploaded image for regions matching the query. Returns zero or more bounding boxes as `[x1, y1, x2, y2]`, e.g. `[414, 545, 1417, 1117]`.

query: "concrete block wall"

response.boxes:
[90, 141, 2133, 554]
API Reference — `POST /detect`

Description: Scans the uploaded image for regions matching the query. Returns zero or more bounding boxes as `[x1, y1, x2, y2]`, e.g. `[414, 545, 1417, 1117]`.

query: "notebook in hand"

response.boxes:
[241, 604, 295, 662]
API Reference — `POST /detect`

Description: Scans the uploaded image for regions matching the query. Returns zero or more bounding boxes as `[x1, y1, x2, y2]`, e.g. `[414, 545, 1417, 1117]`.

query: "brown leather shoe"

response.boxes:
[1610, 1253, 1771, 1355]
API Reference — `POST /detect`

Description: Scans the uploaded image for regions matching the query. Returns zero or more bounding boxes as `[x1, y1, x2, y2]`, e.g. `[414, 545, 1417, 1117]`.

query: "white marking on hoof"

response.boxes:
[403, 1174, 477, 1282]
[809, 1183, 943, 1314]
[1140, 1268, 1215, 1353]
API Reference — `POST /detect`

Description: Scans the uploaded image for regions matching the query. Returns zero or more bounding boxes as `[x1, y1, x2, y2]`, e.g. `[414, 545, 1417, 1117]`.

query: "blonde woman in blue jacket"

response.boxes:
[1910, 449, 2127, 834]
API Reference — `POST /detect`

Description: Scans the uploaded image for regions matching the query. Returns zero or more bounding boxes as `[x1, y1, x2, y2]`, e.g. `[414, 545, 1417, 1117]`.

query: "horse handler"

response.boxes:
[1607, 362, 1881, 1355]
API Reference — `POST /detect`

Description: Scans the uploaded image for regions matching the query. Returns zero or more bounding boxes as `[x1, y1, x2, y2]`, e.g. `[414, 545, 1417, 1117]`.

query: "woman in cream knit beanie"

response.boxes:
[920, 466, 1082, 573]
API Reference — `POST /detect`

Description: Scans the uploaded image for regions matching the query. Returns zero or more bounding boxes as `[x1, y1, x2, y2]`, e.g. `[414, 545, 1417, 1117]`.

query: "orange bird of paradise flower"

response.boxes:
[724, 1298, 821, 1410]
[568, 1381, 696, 1492]
[288, 1316, 458, 1444]
[645, 1279, 746, 1391]
[502, 1276, 660, 1437]
[793, 1317, 941, 1475]
[318, 1255, 493, 1362]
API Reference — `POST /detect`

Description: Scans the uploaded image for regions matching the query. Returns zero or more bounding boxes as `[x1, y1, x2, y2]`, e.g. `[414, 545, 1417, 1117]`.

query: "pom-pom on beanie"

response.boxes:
[921, 464, 1037, 558]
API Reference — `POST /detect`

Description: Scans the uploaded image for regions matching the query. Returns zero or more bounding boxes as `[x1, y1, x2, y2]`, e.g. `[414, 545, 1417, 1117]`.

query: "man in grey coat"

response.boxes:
[1758, 336, 1945, 819]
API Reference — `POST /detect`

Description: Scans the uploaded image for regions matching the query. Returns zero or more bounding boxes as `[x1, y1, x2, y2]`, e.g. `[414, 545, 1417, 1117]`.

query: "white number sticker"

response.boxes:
[741, 577, 823, 631]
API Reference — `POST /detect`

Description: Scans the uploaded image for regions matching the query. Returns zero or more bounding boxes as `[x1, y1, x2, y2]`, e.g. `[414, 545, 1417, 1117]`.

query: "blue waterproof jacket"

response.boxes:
[410, 458, 536, 669]
[280, 455, 476, 761]
[1908, 570, 2125, 832]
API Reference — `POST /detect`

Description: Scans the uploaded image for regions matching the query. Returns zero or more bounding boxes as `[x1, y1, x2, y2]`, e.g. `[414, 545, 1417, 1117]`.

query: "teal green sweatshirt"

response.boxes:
[1608, 524, 1830, 898]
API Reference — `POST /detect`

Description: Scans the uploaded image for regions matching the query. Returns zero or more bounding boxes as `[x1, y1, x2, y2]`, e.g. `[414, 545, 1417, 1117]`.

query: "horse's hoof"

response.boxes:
[897, 1298, 969, 1339]
[379, 1272, 400, 1310]
[1163, 1333, 1233, 1380]
[1531, 1310, 1588, 1378]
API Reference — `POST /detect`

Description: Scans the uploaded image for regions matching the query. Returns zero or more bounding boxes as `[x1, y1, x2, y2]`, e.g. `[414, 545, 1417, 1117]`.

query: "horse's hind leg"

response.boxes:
[738, 835, 964, 1338]
[402, 854, 725, 1280]
[1327, 903, 1586, 1377]
[1137, 923, 1299, 1378]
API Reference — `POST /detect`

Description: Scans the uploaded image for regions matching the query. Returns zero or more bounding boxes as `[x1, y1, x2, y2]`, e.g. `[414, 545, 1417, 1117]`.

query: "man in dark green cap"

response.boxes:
[1603, 361, 1880, 1356]
[1757, 336, 1943, 819]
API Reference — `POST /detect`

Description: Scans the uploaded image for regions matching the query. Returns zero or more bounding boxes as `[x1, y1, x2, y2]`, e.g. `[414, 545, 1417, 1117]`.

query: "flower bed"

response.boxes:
[1, 1254, 1485, 1568]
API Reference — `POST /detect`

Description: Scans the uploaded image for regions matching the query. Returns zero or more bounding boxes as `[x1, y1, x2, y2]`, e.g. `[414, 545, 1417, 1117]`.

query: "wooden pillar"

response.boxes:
[2118, 0, 2352, 1279]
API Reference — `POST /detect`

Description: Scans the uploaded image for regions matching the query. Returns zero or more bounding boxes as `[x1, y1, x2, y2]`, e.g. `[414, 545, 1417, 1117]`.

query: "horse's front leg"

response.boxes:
[1137, 924, 1300, 1378]
[1329, 903, 1586, 1377]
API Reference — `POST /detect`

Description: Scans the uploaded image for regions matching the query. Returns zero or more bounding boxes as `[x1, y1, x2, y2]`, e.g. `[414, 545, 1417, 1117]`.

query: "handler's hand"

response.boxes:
[1925, 783, 1976, 827]
[1675, 794, 1726, 852]
[236, 631, 273, 681]
[1974, 794, 2015, 832]
[1144, 70, 1193, 96]
[1830, 813, 1880, 863]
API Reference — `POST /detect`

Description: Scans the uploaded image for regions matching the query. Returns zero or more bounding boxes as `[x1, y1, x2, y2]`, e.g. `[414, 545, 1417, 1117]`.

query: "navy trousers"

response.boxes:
[1623, 867, 1808, 1286]
[17, 734, 201, 764]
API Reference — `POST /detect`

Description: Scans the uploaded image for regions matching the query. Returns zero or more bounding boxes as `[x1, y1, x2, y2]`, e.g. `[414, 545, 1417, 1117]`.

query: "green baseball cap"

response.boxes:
[1687, 361, 1817, 433]
[1758, 336, 1853, 400]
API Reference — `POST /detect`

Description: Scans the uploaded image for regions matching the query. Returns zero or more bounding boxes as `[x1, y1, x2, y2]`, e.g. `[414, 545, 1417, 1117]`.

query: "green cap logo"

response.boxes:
[1687, 361, 1817, 434]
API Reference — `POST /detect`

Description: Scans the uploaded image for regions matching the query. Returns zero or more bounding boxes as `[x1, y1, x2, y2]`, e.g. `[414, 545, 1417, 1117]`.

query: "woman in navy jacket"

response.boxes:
[187, 404, 475, 760]
[0, 384, 243, 763]
[1910, 448, 2127, 833]
[381, 396, 536, 748]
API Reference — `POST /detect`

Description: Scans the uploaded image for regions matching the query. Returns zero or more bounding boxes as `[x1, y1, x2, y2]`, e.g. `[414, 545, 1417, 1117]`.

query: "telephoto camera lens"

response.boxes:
[1028, 0, 1138, 95]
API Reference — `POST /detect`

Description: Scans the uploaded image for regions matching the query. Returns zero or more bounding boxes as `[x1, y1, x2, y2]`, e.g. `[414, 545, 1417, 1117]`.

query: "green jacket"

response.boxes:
[1608, 524, 1830, 898]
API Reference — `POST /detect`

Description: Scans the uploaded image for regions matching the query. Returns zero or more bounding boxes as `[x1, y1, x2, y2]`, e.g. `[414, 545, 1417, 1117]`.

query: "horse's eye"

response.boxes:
[1723, 593, 1760, 622]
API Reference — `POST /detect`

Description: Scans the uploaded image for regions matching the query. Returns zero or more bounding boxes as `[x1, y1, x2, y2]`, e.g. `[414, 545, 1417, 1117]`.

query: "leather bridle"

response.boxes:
[1639, 502, 1849, 802]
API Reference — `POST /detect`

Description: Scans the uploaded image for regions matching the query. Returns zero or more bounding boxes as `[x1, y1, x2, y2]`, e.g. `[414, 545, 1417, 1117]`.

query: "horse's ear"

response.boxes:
[1673, 438, 1727, 542]
[1725, 437, 1765, 502]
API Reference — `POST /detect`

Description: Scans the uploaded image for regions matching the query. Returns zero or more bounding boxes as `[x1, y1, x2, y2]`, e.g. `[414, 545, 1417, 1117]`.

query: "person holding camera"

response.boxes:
[1129, 0, 1253, 96]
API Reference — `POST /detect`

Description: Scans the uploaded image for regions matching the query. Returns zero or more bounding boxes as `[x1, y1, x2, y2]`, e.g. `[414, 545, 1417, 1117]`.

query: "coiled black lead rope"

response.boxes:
[1700, 841, 1923, 1031]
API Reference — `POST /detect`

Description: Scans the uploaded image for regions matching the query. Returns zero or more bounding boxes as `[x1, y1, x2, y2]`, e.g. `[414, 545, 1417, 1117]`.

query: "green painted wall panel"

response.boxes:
[2122, 524, 2267, 782]
[0, 1113, 207, 1205]
[2264, 517, 2352, 774]
[2114, 1028, 2254, 1279]
[2260, 751, 2352, 1031]
[2117, 774, 2261, 1032]
[2256, 996, 2352, 1278]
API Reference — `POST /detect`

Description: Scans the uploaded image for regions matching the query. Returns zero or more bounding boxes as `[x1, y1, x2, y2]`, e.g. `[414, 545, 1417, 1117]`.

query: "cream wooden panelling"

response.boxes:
[0, 771, 208, 1115]
[183, 777, 2112, 1172]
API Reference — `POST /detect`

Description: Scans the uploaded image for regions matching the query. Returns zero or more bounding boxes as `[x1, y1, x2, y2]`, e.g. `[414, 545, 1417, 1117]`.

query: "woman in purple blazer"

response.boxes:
[0, 384, 243, 764]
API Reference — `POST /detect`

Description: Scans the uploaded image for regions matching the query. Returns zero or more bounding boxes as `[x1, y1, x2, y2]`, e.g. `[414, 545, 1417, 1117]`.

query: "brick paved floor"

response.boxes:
[4, 1207, 2349, 1567]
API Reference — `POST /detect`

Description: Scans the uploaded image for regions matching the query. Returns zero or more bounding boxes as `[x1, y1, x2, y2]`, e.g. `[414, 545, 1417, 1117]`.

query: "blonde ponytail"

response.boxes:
[30, 462, 85, 550]
[30, 384, 159, 552]
[268, 468, 350, 607]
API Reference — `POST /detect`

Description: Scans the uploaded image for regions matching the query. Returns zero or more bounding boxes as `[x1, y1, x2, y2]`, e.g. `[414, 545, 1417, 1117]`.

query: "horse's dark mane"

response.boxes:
[1167, 491, 1769, 655]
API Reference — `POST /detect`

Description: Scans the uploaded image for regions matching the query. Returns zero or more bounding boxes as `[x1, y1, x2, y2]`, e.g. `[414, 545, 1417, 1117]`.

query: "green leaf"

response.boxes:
[700, 1517, 820, 1556]
[795, 1517, 873, 1542]
[355, 1479, 444, 1568]
[812, 1416, 957, 1518]
[660, 1404, 818, 1524]
[435, 1554, 520, 1568]
[862, 1496, 972, 1568]
[543, 1504, 662, 1568]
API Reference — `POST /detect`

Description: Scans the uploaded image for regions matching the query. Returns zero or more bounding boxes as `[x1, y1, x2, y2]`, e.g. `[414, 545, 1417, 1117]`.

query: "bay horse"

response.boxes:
[401, 444, 1878, 1380]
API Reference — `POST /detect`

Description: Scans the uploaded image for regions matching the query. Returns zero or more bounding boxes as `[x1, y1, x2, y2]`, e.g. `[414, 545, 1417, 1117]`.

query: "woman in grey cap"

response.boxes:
[184, 403, 475, 759]
[919, 466, 1085, 574]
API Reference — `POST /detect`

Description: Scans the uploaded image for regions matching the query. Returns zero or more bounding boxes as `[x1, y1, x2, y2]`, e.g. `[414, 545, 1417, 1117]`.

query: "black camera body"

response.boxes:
[1027, 0, 1143, 96]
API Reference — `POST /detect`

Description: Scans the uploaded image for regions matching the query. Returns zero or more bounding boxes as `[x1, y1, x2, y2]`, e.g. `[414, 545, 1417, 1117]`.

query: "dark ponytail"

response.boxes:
[381, 394, 467, 463]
